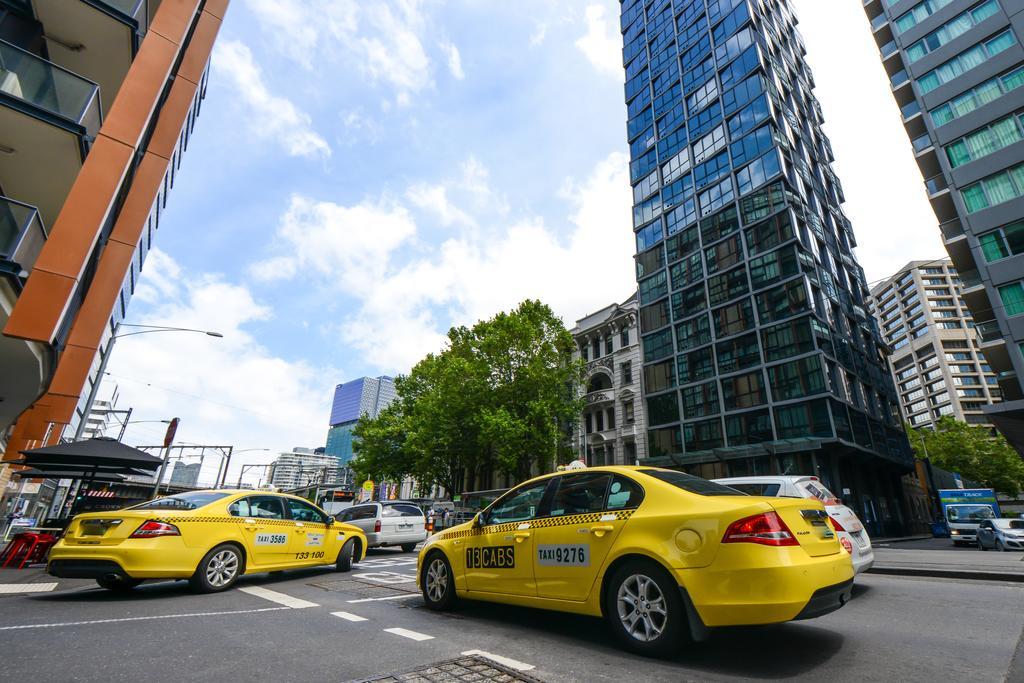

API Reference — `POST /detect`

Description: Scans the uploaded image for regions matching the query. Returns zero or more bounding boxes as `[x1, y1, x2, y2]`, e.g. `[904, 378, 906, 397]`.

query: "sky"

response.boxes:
[105, 0, 947, 485]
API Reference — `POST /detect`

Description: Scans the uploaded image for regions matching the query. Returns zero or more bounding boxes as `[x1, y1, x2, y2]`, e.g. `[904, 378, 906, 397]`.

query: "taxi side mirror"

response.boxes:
[472, 513, 483, 528]
[325, 516, 335, 527]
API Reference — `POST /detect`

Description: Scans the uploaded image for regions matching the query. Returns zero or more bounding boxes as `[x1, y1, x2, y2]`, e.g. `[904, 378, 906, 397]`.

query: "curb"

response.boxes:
[867, 566, 1024, 583]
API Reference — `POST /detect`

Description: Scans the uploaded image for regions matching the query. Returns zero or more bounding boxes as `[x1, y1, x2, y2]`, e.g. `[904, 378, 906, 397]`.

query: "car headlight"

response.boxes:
[950, 530, 960, 535]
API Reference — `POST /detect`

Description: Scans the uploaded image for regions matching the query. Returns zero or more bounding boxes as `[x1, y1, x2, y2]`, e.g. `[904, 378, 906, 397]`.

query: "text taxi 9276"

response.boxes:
[47, 490, 367, 593]
[417, 466, 854, 656]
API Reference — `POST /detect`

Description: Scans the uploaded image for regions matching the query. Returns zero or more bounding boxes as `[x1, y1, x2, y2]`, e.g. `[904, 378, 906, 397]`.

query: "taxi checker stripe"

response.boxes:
[437, 509, 635, 540]
[157, 516, 326, 528]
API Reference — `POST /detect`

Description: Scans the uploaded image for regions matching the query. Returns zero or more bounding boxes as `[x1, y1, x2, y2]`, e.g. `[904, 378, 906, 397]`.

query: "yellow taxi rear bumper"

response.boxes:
[675, 546, 855, 627]
[47, 538, 205, 579]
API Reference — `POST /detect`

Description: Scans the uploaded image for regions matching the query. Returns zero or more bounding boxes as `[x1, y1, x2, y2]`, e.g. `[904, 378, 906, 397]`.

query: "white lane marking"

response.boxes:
[237, 586, 319, 609]
[0, 583, 58, 594]
[331, 611, 368, 622]
[346, 593, 420, 603]
[353, 571, 416, 585]
[461, 650, 535, 672]
[0, 607, 288, 631]
[384, 627, 433, 641]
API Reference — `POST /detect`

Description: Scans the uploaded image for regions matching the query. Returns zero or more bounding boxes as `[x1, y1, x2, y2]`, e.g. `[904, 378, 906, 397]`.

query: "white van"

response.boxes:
[336, 501, 427, 552]
[713, 475, 875, 574]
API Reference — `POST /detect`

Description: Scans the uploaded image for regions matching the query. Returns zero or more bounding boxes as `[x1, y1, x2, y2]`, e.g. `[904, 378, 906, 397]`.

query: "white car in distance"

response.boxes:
[713, 475, 875, 574]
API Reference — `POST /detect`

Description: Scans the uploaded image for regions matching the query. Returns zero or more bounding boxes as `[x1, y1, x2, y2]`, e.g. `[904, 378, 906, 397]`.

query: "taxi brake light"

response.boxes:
[722, 511, 798, 547]
[130, 520, 180, 538]
[829, 515, 847, 532]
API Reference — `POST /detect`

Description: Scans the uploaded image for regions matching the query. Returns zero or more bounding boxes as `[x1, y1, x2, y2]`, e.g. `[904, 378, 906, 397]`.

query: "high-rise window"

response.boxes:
[893, 0, 954, 34]
[978, 220, 1024, 261]
[997, 281, 1024, 316]
[961, 162, 1024, 212]
[905, 1, 1000, 64]
[931, 66, 1024, 128]
[945, 112, 1024, 168]
[917, 31, 1016, 94]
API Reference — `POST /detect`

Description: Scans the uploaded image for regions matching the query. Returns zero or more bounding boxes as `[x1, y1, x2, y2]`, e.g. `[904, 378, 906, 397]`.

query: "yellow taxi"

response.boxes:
[48, 490, 367, 593]
[417, 466, 854, 656]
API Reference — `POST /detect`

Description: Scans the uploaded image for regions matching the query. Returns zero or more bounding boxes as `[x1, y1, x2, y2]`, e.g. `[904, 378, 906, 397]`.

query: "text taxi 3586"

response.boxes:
[417, 466, 854, 657]
[48, 490, 367, 592]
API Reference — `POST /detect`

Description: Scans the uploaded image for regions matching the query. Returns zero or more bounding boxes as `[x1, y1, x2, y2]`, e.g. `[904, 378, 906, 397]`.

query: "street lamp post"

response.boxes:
[74, 323, 223, 441]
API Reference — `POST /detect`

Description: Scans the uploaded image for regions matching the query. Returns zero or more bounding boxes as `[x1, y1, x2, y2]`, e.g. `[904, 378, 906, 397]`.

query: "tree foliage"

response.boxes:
[351, 300, 585, 496]
[908, 417, 1024, 496]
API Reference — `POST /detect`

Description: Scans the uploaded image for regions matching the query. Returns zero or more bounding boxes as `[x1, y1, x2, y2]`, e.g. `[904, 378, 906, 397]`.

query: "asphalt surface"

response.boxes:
[1, 548, 1022, 682]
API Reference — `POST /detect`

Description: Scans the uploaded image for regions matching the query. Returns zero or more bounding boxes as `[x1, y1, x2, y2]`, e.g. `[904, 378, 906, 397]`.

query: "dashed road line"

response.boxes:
[461, 650, 536, 671]
[347, 594, 420, 603]
[237, 585, 319, 609]
[0, 606, 289, 631]
[0, 583, 57, 594]
[384, 627, 434, 641]
[331, 611, 368, 622]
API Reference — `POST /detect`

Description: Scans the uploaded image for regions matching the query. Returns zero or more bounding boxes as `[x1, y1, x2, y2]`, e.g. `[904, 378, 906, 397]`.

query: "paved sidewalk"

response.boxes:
[869, 546, 1024, 582]
[0, 566, 93, 596]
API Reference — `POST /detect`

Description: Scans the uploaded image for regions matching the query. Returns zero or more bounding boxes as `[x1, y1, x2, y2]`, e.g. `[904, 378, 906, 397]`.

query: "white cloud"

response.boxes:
[248, 195, 417, 294]
[246, 0, 433, 103]
[106, 249, 335, 485]
[212, 39, 331, 159]
[440, 40, 465, 80]
[406, 183, 475, 228]
[576, 4, 622, 78]
[250, 152, 635, 373]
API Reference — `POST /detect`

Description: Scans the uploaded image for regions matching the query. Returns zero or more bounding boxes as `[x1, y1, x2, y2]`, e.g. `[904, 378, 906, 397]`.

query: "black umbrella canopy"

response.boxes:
[19, 437, 163, 472]
[12, 468, 129, 482]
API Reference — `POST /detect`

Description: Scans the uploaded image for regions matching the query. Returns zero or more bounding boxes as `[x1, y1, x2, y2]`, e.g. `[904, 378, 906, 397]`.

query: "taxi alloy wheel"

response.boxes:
[617, 574, 669, 642]
[604, 560, 685, 657]
[422, 552, 457, 610]
[191, 544, 243, 593]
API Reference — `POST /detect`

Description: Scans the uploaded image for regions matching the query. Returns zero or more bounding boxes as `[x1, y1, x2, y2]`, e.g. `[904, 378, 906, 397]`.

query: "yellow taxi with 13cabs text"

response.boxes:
[48, 490, 367, 592]
[417, 465, 854, 656]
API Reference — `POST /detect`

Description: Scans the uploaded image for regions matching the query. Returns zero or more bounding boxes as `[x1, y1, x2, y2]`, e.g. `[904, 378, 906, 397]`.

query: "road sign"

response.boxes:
[362, 480, 374, 493]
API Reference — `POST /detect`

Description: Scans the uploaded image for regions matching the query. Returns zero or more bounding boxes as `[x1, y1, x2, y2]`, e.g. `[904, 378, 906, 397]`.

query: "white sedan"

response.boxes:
[977, 518, 1024, 551]
[713, 475, 874, 574]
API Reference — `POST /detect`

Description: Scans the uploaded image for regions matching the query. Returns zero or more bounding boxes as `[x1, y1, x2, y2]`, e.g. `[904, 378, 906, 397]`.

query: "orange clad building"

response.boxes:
[0, 0, 230, 475]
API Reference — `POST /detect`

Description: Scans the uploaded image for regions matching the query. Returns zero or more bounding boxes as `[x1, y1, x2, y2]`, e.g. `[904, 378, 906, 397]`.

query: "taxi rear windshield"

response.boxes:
[641, 470, 744, 496]
[131, 492, 231, 510]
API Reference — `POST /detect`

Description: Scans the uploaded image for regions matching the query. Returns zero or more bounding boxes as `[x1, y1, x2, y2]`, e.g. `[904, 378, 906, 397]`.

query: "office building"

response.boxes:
[0, 1, 230, 464]
[621, 0, 913, 534]
[863, 0, 1024, 448]
[869, 259, 1000, 429]
[269, 448, 345, 491]
[570, 294, 649, 465]
[169, 460, 201, 488]
[325, 376, 397, 464]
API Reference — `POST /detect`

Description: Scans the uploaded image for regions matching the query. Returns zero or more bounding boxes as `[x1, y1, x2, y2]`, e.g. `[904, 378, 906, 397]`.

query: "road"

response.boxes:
[1, 548, 1022, 682]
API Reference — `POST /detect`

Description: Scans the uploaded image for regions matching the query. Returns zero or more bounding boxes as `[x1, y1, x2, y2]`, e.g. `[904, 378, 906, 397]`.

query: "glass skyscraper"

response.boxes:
[862, 0, 1024, 453]
[620, 0, 913, 534]
[324, 376, 397, 464]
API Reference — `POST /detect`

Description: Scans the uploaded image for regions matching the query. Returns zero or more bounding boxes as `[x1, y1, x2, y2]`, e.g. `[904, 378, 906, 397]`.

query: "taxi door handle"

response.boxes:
[591, 525, 614, 538]
[513, 532, 531, 542]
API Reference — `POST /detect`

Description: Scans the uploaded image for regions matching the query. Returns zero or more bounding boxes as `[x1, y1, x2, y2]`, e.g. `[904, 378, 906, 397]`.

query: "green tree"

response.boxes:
[909, 417, 1024, 495]
[351, 300, 585, 496]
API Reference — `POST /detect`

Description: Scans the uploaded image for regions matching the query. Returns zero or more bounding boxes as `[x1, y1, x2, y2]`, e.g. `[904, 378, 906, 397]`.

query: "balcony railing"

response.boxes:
[901, 100, 921, 120]
[870, 12, 888, 31]
[925, 174, 949, 196]
[0, 39, 101, 138]
[585, 389, 614, 405]
[890, 69, 909, 88]
[912, 134, 932, 154]
[0, 196, 46, 277]
[959, 270, 983, 289]
[975, 320, 1003, 343]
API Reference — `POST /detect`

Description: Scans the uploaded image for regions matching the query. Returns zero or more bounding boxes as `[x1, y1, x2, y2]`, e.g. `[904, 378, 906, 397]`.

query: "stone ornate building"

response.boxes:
[570, 294, 648, 466]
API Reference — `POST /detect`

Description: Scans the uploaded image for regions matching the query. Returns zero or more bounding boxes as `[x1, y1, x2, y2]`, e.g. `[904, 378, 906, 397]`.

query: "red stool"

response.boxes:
[1, 533, 40, 568]
[1, 533, 55, 569]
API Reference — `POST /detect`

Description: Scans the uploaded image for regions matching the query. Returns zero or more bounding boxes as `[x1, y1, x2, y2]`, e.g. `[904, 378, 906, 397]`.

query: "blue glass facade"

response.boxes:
[324, 376, 397, 464]
[620, 0, 913, 531]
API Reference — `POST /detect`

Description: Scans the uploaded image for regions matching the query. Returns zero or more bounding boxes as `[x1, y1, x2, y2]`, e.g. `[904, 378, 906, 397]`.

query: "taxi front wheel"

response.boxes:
[336, 539, 355, 572]
[604, 559, 687, 658]
[421, 551, 457, 610]
[190, 544, 243, 593]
